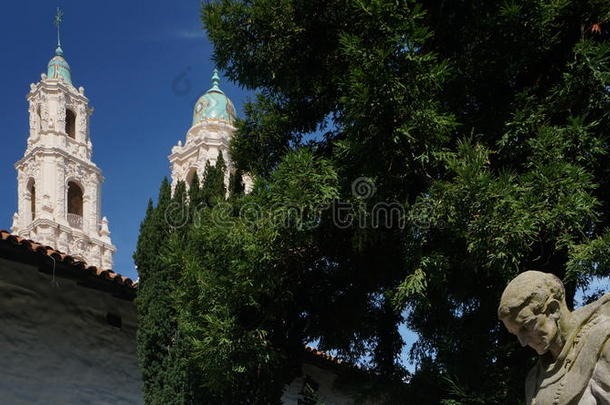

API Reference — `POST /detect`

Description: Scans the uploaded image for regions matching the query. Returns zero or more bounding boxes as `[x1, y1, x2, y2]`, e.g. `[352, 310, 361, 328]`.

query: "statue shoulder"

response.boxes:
[599, 293, 610, 316]
[593, 292, 610, 310]
[571, 314, 610, 370]
[572, 293, 610, 325]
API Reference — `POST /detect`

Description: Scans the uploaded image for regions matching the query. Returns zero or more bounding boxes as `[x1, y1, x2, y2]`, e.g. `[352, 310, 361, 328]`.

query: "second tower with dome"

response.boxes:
[169, 69, 252, 194]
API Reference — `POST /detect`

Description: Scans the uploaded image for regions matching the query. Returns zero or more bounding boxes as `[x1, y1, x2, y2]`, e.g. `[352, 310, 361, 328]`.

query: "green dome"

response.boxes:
[192, 69, 236, 125]
[47, 46, 72, 84]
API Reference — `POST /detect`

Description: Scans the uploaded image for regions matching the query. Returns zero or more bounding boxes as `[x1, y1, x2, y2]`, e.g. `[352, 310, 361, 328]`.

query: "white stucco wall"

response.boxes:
[0, 257, 142, 404]
[281, 362, 377, 405]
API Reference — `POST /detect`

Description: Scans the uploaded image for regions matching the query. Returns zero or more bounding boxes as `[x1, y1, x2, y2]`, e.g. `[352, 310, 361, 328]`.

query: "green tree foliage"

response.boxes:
[200, 152, 227, 208]
[189, 171, 202, 209]
[134, 177, 205, 404]
[228, 167, 245, 197]
[135, 178, 191, 404]
[193, 0, 610, 403]
[169, 149, 339, 402]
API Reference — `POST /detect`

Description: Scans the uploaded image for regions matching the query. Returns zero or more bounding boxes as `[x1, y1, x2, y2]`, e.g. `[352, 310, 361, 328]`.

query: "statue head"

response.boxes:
[498, 271, 568, 356]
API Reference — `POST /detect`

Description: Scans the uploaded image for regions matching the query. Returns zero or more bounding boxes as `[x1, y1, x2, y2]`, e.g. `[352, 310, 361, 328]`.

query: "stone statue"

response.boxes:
[498, 271, 610, 404]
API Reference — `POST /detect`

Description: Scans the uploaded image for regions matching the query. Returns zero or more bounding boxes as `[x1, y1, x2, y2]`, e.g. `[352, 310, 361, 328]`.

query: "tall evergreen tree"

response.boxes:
[195, 0, 610, 403]
[228, 168, 245, 197]
[200, 152, 227, 207]
[136, 159, 234, 403]
[135, 178, 196, 404]
[189, 172, 202, 210]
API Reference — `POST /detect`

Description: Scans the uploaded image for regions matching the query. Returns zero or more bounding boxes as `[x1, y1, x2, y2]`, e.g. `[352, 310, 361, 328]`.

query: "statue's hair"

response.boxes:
[497, 271, 565, 320]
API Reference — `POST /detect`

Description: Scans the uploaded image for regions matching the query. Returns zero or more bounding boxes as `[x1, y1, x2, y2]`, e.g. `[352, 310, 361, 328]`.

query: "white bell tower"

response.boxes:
[169, 70, 253, 193]
[11, 10, 115, 269]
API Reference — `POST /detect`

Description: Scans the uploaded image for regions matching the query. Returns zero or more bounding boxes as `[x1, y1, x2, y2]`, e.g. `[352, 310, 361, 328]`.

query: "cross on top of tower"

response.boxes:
[47, 7, 72, 84]
[54, 7, 64, 56]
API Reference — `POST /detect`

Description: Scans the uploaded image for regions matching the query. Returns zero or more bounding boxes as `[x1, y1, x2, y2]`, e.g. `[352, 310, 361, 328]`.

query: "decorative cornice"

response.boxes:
[16, 146, 102, 177]
[27, 79, 87, 103]
[169, 137, 230, 161]
[20, 220, 117, 252]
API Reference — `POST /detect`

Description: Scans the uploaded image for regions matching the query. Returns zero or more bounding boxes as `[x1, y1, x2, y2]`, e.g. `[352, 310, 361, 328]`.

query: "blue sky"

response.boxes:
[0, 1, 252, 280]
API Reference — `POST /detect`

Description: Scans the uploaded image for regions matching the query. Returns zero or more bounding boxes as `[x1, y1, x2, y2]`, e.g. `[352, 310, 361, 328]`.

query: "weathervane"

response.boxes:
[54, 7, 64, 49]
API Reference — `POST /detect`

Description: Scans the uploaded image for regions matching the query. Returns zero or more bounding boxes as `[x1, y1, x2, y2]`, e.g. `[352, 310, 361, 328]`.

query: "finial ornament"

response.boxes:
[211, 69, 221, 90]
[54, 7, 64, 55]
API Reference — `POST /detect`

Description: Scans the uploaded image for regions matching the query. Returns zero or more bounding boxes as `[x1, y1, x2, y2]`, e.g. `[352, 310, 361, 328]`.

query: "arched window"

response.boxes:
[185, 168, 198, 187]
[67, 182, 83, 215]
[67, 182, 84, 229]
[27, 179, 36, 220]
[65, 109, 76, 139]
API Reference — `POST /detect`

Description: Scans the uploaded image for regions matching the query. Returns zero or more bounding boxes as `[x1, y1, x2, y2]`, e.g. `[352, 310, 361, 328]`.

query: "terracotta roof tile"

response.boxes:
[0, 230, 136, 290]
[305, 345, 345, 366]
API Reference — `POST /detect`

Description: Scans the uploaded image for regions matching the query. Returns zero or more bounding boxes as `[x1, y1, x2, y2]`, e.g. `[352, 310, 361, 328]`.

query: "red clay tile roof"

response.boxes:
[0, 230, 136, 291]
[305, 346, 346, 366]
[304, 346, 376, 378]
